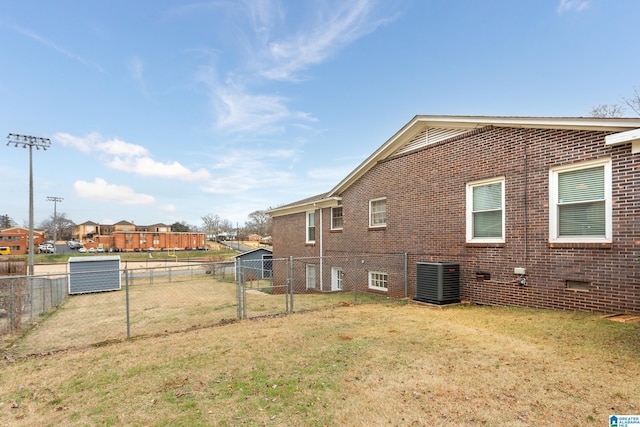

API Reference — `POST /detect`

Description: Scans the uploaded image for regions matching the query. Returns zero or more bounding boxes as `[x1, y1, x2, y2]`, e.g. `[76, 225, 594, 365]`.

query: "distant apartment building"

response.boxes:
[73, 220, 206, 251]
[0, 227, 45, 255]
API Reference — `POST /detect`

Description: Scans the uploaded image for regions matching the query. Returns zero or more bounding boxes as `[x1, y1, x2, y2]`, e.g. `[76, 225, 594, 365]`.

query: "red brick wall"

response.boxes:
[272, 126, 640, 313]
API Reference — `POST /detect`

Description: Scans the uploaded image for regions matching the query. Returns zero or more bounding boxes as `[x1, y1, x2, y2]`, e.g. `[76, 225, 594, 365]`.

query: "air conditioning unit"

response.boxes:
[415, 262, 460, 305]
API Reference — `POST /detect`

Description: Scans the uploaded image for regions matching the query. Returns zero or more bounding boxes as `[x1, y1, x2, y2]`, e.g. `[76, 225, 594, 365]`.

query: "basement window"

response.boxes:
[368, 271, 388, 291]
[566, 280, 590, 291]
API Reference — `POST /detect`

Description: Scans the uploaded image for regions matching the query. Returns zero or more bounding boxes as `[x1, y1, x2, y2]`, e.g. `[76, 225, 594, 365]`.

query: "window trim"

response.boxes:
[331, 206, 343, 230]
[549, 158, 612, 244]
[466, 177, 505, 243]
[369, 197, 387, 228]
[306, 264, 317, 289]
[368, 271, 388, 291]
[306, 211, 316, 244]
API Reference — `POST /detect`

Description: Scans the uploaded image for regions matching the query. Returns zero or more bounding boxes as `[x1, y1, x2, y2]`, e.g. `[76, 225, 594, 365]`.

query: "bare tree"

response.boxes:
[622, 87, 640, 116]
[589, 104, 626, 118]
[201, 213, 222, 240]
[589, 87, 640, 118]
[38, 212, 75, 241]
[244, 210, 272, 237]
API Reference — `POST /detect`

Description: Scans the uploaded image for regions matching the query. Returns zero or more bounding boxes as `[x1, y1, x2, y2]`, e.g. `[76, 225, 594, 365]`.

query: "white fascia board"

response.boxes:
[267, 197, 341, 217]
[605, 128, 640, 154]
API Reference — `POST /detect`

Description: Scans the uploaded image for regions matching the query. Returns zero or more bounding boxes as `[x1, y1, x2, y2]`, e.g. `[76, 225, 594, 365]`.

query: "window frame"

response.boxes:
[369, 197, 387, 228]
[465, 177, 505, 243]
[549, 158, 612, 243]
[306, 211, 316, 244]
[331, 206, 343, 230]
[368, 271, 388, 291]
[306, 264, 317, 289]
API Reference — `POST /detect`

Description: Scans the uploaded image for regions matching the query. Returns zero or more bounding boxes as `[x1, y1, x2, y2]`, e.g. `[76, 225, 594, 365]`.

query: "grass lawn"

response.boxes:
[1, 303, 639, 426]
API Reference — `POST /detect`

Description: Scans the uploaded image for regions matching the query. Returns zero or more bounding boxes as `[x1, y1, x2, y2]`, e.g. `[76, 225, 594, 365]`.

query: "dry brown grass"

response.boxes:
[1, 303, 639, 426]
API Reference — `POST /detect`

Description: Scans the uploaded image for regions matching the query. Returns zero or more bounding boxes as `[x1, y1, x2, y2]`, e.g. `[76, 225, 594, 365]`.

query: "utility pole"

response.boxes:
[7, 133, 51, 275]
[47, 196, 63, 253]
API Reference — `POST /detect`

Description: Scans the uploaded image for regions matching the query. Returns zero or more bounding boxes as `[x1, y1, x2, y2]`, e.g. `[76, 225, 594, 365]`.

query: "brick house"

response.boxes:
[0, 227, 45, 254]
[267, 115, 640, 314]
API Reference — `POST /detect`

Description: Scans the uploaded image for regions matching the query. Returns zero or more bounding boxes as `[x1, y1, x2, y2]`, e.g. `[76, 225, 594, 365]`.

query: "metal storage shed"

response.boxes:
[68, 256, 121, 294]
[235, 248, 273, 280]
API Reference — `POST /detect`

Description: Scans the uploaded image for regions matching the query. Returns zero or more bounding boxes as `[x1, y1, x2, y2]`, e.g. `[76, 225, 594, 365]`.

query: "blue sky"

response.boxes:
[1, 0, 639, 229]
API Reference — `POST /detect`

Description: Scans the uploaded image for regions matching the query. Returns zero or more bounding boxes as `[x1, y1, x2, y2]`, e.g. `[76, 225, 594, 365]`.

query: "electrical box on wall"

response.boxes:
[514, 267, 526, 275]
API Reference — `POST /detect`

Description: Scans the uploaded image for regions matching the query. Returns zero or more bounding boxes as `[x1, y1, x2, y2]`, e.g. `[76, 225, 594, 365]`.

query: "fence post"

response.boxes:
[236, 259, 243, 319]
[289, 256, 294, 313]
[9, 279, 15, 331]
[125, 269, 131, 339]
[29, 276, 34, 322]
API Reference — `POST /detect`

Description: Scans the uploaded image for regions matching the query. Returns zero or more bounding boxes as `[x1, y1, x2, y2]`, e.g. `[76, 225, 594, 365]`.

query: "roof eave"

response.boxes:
[267, 196, 342, 217]
[605, 128, 640, 154]
[327, 115, 640, 196]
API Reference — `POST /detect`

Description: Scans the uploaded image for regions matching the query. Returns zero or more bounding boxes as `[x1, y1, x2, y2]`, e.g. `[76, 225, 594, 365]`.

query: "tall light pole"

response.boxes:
[47, 196, 63, 253]
[7, 133, 51, 275]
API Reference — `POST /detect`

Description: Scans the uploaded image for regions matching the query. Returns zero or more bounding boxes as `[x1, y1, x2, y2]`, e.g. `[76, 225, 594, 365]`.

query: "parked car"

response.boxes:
[39, 244, 54, 253]
[88, 247, 96, 253]
[97, 247, 104, 253]
[78, 247, 87, 253]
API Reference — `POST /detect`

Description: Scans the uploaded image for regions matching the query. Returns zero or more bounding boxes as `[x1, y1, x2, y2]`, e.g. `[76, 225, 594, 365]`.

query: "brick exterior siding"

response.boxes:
[271, 125, 640, 314]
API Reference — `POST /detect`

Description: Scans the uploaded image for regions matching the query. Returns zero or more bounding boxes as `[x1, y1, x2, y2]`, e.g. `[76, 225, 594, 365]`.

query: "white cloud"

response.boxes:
[55, 132, 103, 153]
[107, 156, 211, 181]
[260, 0, 395, 81]
[73, 178, 155, 205]
[202, 148, 297, 194]
[97, 138, 149, 157]
[557, 0, 589, 14]
[54, 132, 210, 181]
[197, 0, 395, 135]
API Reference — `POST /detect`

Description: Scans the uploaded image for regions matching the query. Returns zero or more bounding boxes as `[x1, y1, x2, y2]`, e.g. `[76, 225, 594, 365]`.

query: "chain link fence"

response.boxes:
[2, 254, 407, 357]
[1, 275, 67, 336]
[237, 253, 407, 318]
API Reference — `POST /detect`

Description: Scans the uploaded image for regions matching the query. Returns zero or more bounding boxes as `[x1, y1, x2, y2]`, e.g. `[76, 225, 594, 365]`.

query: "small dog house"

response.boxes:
[68, 256, 121, 294]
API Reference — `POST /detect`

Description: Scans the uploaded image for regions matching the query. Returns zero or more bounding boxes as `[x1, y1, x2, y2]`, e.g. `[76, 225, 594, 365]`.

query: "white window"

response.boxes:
[369, 198, 387, 228]
[549, 158, 611, 243]
[306, 264, 317, 289]
[306, 211, 316, 243]
[368, 271, 388, 291]
[331, 207, 343, 230]
[466, 177, 505, 243]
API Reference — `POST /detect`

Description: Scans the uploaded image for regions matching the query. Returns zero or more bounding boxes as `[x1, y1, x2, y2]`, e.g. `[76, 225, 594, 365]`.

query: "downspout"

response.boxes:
[523, 139, 529, 270]
[319, 207, 324, 291]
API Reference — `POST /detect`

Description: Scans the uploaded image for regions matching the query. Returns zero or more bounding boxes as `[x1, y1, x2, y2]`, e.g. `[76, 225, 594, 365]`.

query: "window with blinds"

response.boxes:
[466, 178, 505, 242]
[557, 166, 605, 236]
[550, 159, 611, 243]
[306, 211, 316, 243]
